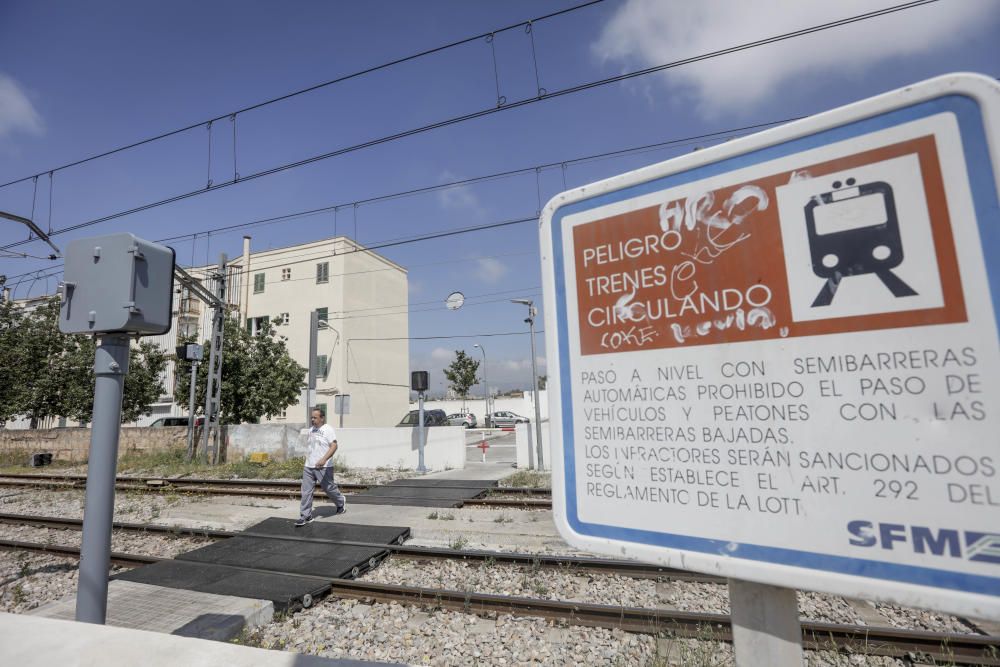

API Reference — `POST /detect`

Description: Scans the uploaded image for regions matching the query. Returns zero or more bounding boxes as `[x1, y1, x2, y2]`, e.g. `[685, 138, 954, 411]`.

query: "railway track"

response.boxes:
[0, 473, 553, 509]
[2, 535, 997, 665]
[0, 512, 707, 581]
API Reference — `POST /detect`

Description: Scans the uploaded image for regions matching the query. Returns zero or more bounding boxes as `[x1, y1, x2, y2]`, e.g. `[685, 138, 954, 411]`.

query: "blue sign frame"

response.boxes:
[549, 93, 1000, 596]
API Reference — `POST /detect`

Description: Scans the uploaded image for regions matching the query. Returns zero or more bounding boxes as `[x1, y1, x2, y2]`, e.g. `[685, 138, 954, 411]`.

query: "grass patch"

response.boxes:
[448, 535, 469, 550]
[115, 447, 312, 479]
[501, 469, 551, 488]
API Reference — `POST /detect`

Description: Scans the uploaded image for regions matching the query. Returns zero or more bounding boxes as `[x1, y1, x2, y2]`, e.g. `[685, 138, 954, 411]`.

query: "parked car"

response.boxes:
[446, 412, 477, 428]
[487, 411, 529, 428]
[149, 416, 204, 427]
[395, 409, 449, 427]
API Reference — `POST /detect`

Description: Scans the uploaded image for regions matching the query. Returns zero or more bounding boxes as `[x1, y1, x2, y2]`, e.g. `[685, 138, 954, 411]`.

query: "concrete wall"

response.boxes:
[0, 427, 188, 463]
[515, 420, 552, 471]
[226, 423, 467, 471]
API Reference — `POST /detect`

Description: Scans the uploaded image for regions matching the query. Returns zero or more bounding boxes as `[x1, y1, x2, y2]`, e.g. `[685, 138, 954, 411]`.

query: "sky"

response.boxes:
[1, 0, 998, 396]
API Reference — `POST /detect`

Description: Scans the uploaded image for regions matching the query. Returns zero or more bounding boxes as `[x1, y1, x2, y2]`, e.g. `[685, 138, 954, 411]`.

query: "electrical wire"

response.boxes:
[0, 115, 782, 285]
[0, 0, 608, 191]
[0, 0, 937, 252]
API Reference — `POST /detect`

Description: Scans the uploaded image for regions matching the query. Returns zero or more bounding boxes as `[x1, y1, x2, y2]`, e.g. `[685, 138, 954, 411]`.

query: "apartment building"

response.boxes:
[143, 235, 410, 427]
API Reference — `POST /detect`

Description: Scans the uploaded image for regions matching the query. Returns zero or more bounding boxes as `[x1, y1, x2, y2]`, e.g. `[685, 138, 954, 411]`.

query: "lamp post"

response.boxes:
[473, 343, 488, 428]
[511, 299, 544, 470]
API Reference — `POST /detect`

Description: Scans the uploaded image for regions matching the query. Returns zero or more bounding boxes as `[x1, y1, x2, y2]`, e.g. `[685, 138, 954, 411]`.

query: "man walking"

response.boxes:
[296, 407, 346, 527]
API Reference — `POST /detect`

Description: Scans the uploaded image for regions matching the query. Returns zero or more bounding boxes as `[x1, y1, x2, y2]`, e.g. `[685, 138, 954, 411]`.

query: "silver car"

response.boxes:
[487, 411, 529, 428]
[446, 412, 477, 428]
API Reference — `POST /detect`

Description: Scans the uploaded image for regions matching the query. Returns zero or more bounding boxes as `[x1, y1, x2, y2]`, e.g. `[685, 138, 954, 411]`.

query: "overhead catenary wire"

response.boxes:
[0, 0, 609, 191]
[1, 116, 790, 286]
[0, 0, 938, 252]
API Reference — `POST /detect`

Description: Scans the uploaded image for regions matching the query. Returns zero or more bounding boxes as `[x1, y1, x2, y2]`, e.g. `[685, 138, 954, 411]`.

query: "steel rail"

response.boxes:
[1, 537, 996, 665]
[0, 512, 703, 581]
[0, 473, 551, 495]
[0, 475, 551, 508]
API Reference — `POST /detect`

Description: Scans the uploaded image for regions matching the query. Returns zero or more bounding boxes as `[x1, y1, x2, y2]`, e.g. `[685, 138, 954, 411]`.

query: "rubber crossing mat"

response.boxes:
[113, 560, 330, 612]
[349, 478, 498, 508]
[113, 519, 410, 612]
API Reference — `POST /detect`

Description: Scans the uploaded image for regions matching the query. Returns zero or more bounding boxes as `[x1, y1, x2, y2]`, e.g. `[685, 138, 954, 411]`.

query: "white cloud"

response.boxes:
[430, 347, 454, 362]
[475, 257, 508, 284]
[0, 74, 44, 139]
[593, 0, 997, 115]
[437, 170, 487, 219]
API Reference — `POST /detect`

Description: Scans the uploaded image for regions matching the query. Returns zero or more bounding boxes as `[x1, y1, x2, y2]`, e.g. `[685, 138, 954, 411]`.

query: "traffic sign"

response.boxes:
[540, 73, 1000, 619]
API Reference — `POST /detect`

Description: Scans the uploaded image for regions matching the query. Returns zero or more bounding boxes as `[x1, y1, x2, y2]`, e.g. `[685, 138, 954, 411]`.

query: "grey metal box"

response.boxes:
[59, 233, 176, 335]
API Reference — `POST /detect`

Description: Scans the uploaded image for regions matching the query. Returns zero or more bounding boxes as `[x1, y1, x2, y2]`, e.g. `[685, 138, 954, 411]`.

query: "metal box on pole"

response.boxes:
[58, 232, 175, 626]
[59, 233, 175, 335]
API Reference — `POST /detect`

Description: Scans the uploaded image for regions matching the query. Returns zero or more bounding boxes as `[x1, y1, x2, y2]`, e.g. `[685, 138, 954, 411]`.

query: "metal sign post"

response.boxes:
[334, 394, 350, 428]
[539, 72, 1000, 657]
[59, 233, 175, 625]
[176, 343, 204, 461]
[412, 371, 429, 473]
[76, 334, 130, 625]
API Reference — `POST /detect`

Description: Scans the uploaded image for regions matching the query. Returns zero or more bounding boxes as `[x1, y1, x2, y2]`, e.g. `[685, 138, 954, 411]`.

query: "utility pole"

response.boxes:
[307, 309, 319, 421]
[474, 343, 488, 426]
[172, 266, 224, 462]
[512, 299, 544, 470]
[201, 254, 227, 464]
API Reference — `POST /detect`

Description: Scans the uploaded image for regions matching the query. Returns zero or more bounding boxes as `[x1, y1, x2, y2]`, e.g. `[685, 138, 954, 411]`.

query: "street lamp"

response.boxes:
[511, 298, 543, 470]
[473, 343, 488, 428]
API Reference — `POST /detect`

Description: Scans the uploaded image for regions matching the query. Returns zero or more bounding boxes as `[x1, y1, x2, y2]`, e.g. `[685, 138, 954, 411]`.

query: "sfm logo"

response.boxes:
[847, 520, 1000, 564]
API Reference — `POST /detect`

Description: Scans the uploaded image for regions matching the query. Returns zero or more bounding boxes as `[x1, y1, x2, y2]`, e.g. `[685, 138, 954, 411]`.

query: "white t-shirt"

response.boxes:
[302, 423, 338, 468]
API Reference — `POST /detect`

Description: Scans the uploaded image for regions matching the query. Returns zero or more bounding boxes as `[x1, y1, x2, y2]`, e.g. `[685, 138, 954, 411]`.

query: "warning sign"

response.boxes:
[541, 74, 1000, 620]
[572, 135, 966, 356]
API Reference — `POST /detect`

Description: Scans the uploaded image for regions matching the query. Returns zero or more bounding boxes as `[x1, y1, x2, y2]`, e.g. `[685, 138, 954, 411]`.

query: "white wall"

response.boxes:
[227, 423, 466, 472]
[515, 420, 552, 471]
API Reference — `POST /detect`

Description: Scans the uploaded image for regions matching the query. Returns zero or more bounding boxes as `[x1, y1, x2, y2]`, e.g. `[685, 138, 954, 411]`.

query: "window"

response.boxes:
[281, 267, 291, 281]
[247, 315, 270, 335]
[179, 321, 199, 338]
[253, 272, 265, 293]
[315, 402, 328, 419]
[280, 312, 290, 326]
[316, 307, 328, 324]
[316, 262, 329, 284]
[316, 355, 329, 378]
[277, 407, 287, 420]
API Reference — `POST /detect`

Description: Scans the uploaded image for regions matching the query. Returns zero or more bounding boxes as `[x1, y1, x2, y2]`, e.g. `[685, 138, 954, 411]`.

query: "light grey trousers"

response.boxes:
[300, 466, 345, 520]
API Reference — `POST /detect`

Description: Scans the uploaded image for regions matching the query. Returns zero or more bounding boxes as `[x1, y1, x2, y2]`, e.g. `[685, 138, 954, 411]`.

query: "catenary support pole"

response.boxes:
[75, 334, 130, 624]
[729, 579, 803, 667]
[185, 359, 198, 461]
[201, 254, 227, 464]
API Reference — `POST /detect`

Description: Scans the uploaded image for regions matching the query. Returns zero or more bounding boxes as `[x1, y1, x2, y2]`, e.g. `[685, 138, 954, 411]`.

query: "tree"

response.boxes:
[443, 350, 479, 406]
[173, 315, 305, 424]
[0, 281, 26, 423]
[61, 339, 169, 424]
[0, 294, 168, 426]
[14, 297, 72, 427]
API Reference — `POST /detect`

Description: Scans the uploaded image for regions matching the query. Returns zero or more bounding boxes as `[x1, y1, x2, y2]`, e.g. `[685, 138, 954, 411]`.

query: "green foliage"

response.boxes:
[442, 350, 479, 400]
[173, 316, 305, 424]
[0, 284, 26, 423]
[0, 293, 167, 426]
